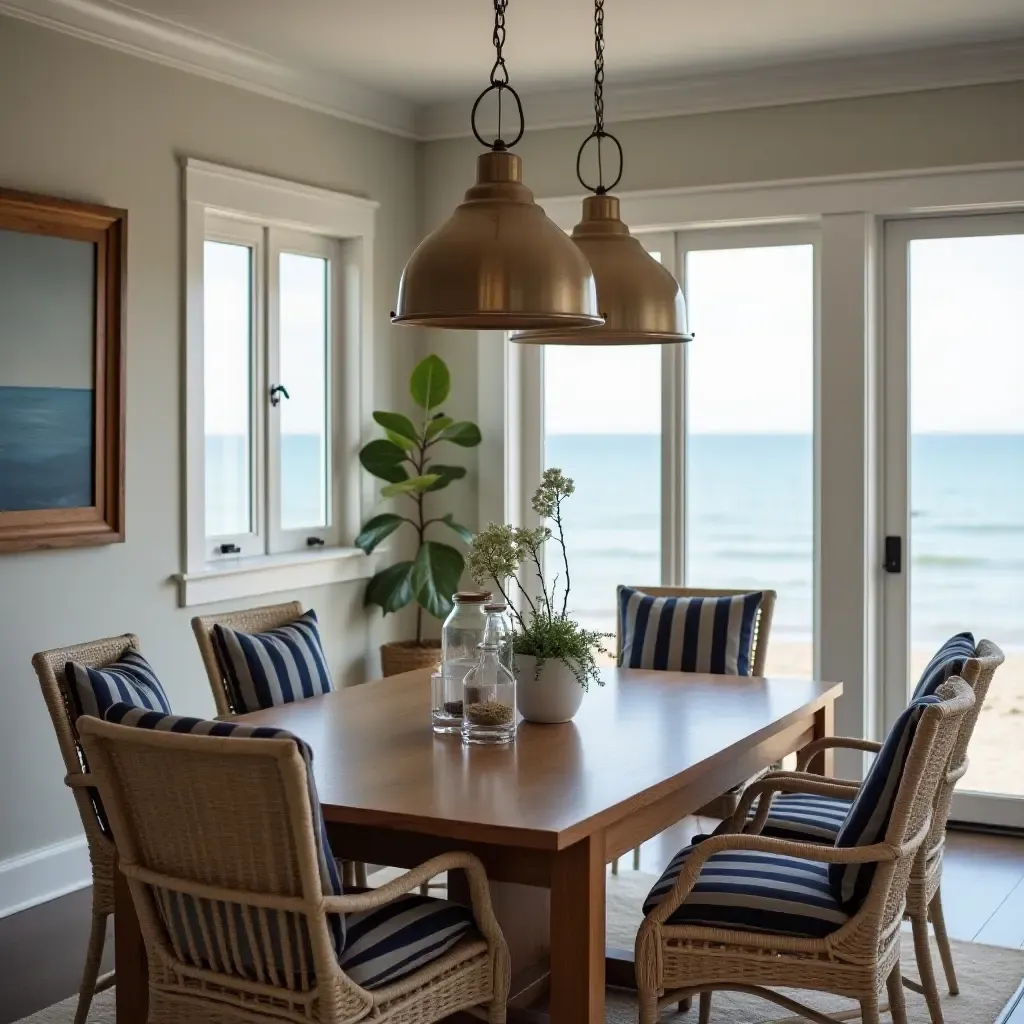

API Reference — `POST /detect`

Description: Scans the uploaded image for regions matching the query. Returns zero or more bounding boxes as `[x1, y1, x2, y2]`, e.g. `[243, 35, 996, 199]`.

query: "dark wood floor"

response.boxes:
[2, 823, 1023, 1024]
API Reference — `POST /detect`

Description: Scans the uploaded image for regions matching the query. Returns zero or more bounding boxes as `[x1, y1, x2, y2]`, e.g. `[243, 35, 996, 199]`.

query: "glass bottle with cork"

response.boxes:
[433, 591, 491, 733]
[462, 611, 517, 745]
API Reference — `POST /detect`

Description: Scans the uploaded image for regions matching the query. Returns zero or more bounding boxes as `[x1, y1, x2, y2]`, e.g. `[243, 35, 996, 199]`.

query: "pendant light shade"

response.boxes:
[512, 0, 691, 347]
[392, 150, 602, 329]
[511, 194, 691, 344]
[391, 0, 602, 331]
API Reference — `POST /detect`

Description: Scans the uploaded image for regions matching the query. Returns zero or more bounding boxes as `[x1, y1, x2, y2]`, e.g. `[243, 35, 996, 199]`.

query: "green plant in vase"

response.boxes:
[467, 469, 611, 722]
[357, 355, 480, 674]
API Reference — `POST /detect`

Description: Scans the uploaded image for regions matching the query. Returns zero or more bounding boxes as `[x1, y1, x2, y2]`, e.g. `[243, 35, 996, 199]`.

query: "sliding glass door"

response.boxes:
[680, 229, 818, 677]
[883, 214, 1024, 826]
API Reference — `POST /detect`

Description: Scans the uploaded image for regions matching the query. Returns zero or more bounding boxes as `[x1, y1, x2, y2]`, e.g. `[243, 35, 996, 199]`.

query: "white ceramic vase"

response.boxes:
[515, 655, 585, 724]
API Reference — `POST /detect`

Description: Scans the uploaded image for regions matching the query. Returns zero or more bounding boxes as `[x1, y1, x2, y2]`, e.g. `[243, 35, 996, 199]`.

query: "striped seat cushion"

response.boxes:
[830, 695, 939, 912]
[749, 792, 852, 843]
[212, 609, 334, 713]
[912, 632, 976, 700]
[618, 588, 765, 676]
[65, 650, 171, 721]
[339, 892, 478, 990]
[103, 703, 346, 969]
[642, 844, 848, 939]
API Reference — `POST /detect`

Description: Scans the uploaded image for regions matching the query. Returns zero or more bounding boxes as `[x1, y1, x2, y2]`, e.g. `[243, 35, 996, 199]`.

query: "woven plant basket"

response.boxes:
[380, 639, 442, 677]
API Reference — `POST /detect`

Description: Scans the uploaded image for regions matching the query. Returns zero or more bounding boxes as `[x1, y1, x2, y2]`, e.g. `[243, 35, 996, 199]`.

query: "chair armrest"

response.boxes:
[644, 831, 899, 927]
[64, 772, 97, 789]
[797, 736, 882, 773]
[322, 852, 503, 948]
[724, 771, 862, 835]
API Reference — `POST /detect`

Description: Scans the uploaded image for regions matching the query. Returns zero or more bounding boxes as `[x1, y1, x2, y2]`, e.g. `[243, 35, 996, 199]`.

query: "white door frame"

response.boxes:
[882, 212, 1024, 827]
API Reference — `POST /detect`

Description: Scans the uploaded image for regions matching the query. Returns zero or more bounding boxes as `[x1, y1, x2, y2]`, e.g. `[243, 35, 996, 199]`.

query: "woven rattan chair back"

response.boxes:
[925, 639, 1004, 856]
[31, 633, 140, 1024]
[615, 586, 777, 677]
[192, 601, 304, 715]
[846, 677, 975, 956]
[77, 716, 369, 1020]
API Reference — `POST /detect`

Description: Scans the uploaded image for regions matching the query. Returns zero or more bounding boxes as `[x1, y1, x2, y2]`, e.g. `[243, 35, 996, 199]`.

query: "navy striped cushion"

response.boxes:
[103, 703, 346, 965]
[642, 844, 848, 939]
[212, 610, 334, 713]
[830, 696, 939, 912]
[749, 792, 852, 843]
[912, 632, 976, 700]
[619, 588, 764, 675]
[339, 892, 478, 990]
[65, 651, 171, 721]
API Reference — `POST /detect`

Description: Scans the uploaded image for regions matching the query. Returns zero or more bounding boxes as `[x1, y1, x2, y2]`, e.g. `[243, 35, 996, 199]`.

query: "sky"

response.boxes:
[545, 235, 1024, 436]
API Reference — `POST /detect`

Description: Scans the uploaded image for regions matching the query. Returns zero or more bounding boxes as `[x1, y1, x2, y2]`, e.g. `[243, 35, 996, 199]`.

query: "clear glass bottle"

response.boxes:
[433, 591, 491, 734]
[462, 616, 517, 745]
[483, 601, 515, 678]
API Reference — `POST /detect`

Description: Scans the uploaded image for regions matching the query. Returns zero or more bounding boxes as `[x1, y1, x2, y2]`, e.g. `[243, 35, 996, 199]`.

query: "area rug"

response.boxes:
[17, 870, 1024, 1023]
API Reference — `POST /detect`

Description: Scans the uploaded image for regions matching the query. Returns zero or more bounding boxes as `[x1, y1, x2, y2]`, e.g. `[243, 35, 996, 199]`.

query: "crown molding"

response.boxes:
[417, 36, 1024, 141]
[0, 0, 418, 138]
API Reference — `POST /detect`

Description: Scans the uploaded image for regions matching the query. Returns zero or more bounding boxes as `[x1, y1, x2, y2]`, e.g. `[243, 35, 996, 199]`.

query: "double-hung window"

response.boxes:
[182, 159, 376, 606]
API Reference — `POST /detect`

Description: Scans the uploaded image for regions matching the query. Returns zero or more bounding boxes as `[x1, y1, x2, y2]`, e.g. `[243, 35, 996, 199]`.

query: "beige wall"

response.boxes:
[0, 17, 420, 866]
[418, 80, 1024, 529]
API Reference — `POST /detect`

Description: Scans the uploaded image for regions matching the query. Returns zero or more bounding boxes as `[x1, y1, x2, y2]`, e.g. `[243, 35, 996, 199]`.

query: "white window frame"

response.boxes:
[480, 161, 1024, 784]
[179, 159, 379, 607]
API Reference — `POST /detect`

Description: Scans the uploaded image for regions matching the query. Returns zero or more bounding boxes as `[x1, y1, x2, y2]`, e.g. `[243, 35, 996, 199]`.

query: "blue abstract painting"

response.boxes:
[0, 386, 94, 510]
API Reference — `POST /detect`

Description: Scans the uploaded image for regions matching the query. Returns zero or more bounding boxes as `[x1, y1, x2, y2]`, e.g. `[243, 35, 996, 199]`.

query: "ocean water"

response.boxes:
[546, 433, 1024, 650]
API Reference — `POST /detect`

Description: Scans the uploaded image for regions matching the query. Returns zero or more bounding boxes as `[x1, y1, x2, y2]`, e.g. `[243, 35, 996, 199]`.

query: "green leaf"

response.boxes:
[360, 439, 408, 484]
[423, 465, 467, 492]
[354, 513, 407, 554]
[411, 541, 464, 620]
[380, 474, 440, 499]
[364, 561, 414, 614]
[440, 513, 474, 545]
[385, 429, 417, 452]
[435, 421, 482, 447]
[373, 411, 419, 443]
[425, 414, 454, 440]
[410, 355, 451, 411]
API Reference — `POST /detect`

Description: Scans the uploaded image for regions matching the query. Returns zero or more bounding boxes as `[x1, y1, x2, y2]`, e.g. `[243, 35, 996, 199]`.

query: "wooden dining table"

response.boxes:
[114, 665, 842, 1024]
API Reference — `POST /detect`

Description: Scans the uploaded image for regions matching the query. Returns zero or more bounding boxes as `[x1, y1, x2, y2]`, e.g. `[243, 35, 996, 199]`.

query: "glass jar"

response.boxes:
[462, 618, 517, 745]
[433, 591, 491, 734]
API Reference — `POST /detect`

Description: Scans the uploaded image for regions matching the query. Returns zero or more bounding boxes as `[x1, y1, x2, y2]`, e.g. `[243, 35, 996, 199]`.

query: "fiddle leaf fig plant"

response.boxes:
[356, 355, 480, 642]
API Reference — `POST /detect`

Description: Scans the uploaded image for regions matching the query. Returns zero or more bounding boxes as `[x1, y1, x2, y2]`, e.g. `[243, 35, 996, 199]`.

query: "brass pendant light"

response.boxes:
[511, 0, 692, 345]
[392, 0, 603, 330]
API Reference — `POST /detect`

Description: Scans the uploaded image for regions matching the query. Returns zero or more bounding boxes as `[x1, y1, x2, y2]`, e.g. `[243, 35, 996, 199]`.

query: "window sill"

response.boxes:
[174, 547, 381, 608]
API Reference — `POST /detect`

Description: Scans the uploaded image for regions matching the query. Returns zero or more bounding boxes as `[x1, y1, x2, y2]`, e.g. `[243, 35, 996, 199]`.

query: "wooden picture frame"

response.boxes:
[0, 188, 126, 552]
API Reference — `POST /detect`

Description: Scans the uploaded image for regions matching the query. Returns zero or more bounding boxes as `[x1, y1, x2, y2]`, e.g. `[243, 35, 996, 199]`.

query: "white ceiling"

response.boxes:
[91, 0, 1024, 101]
[3, 0, 1024, 137]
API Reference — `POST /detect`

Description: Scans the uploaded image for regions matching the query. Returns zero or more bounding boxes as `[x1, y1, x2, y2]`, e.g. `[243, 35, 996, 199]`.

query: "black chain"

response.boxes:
[490, 0, 509, 87]
[593, 0, 605, 134]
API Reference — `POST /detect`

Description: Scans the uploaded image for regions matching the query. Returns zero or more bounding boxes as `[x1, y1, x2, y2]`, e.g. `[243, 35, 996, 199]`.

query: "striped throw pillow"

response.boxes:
[829, 694, 939, 912]
[103, 703, 346, 966]
[911, 631, 975, 700]
[65, 650, 171, 721]
[212, 609, 334, 713]
[619, 587, 765, 675]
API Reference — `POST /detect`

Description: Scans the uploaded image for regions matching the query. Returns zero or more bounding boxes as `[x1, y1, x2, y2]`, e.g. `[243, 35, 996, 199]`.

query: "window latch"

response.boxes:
[269, 383, 290, 407]
[884, 535, 902, 574]
[218, 542, 241, 555]
[306, 536, 325, 548]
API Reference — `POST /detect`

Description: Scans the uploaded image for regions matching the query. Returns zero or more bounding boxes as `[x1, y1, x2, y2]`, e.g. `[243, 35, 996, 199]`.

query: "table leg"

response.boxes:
[551, 834, 605, 1024]
[114, 862, 148, 1024]
[806, 701, 837, 776]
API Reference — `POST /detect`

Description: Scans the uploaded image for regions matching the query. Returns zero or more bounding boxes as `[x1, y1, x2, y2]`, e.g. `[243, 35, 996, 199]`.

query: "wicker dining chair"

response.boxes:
[613, 586, 777, 872]
[635, 676, 974, 1024]
[729, 638, 1005, 1024]
[77, 714, 511, 1024]
[31, 634, 141, 1024]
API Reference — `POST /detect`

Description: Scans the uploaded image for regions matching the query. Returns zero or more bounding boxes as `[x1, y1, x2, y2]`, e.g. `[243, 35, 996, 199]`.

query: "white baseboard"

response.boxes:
[0, 835, 91, 919]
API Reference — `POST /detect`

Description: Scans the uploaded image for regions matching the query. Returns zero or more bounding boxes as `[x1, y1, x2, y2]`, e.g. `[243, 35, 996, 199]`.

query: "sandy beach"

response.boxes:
[765, 641, 1023, 797]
